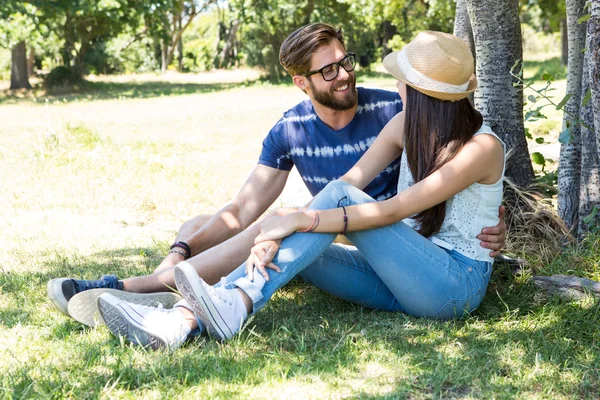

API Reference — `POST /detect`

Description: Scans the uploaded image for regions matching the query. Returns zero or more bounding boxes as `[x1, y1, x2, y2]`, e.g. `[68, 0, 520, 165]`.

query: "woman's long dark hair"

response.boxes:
[404, 85, 483, 237]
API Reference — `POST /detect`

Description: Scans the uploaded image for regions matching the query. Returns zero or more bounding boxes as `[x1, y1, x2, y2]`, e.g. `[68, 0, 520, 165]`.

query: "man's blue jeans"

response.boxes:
[228, 180, 492, 319]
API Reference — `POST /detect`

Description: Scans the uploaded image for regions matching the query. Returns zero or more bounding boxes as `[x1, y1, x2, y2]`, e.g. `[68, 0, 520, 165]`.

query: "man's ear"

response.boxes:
[293, 75, 308, 91]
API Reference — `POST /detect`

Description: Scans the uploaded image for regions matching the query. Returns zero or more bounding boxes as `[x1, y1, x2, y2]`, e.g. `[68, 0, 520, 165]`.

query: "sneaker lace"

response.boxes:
[75, 276, 119, 291]
[206, 278, 234, 306]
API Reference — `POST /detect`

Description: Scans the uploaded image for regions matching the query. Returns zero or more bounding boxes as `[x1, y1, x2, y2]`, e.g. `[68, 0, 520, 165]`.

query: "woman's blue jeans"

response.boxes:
[228, 180, 493, 319]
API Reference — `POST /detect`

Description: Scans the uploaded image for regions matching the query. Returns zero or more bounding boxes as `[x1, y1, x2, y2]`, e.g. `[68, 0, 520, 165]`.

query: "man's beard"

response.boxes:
[309, 75, 358, 111]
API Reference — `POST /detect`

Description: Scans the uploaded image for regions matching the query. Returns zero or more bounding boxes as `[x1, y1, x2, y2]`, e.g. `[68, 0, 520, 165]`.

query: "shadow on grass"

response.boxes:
[0, 79, 259, 105]
[3, 248, 600, 397]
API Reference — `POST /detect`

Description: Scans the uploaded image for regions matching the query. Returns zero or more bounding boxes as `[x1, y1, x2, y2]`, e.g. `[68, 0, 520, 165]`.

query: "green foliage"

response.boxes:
[583, 205, 600, 234]
[520, 0, 565, 33]
[521, 24, 561, 57]
[237, 0, 457, 81]
[181, 11, 221, 72]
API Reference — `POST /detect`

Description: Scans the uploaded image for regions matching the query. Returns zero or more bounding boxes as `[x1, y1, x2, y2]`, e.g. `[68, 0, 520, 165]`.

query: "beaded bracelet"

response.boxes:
[168, 249, 188, 258]
[170, 241, 191, 258]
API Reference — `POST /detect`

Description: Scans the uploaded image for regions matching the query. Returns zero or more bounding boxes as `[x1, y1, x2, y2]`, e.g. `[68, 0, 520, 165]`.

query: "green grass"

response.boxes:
[1, 70, 599, 399]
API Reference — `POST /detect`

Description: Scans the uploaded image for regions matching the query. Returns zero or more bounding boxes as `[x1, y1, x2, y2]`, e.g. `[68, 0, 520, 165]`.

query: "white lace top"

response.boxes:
[397, 125, 505, 262]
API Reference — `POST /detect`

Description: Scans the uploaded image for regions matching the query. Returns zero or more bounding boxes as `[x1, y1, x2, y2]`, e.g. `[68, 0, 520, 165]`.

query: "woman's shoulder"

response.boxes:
[470, 127, 505, 152]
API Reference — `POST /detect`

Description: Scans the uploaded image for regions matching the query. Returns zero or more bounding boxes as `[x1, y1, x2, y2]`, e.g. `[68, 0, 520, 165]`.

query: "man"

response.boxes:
[48, 23, 506, 342]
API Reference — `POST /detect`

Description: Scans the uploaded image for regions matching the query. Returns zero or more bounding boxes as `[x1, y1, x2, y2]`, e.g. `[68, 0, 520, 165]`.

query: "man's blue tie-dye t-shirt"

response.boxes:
[259, 87, 403, 201]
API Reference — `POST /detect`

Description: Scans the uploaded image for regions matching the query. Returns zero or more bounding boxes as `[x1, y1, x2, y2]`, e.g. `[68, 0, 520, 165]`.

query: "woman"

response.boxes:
[104, 31, 505, 343]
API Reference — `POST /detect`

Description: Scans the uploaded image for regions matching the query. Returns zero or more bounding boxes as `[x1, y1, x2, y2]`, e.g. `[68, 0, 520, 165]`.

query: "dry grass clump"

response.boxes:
[503, 177, 574, 266]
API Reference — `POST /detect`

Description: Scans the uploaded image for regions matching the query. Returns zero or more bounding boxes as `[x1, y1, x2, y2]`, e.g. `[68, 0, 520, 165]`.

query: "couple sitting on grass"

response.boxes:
[47, 23, 506, 349]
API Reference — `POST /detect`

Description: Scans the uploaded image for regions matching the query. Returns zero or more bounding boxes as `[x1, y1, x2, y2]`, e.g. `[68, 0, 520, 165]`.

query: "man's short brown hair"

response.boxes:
[279, 23, 345, 77]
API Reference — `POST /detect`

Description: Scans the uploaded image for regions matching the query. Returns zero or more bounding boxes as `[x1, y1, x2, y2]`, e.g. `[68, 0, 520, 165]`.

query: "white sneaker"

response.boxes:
[174, 262, 248, 341]
[68, 289, 182, 327]
[97, 293, 191, 350]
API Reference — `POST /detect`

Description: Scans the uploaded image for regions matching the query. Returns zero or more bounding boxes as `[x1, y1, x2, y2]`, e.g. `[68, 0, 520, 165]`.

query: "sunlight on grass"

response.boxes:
[1, 67, 599, 398]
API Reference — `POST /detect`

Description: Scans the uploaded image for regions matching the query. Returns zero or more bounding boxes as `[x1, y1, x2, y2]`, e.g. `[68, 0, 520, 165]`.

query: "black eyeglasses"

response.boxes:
[304, 53, 356, 81]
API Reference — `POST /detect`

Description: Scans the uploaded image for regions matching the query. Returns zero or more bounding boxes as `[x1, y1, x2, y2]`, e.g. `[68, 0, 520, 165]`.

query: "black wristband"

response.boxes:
[170, 241, 191, 258]
[340, 205, 348, 235]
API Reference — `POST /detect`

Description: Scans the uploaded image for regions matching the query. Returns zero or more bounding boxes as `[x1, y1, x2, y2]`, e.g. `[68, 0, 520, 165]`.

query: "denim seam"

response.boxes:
[434, 287, 481, 318]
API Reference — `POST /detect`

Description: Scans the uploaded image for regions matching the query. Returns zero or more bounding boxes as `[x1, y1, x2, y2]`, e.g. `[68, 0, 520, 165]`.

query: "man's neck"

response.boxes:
[312, 102, 358, 131]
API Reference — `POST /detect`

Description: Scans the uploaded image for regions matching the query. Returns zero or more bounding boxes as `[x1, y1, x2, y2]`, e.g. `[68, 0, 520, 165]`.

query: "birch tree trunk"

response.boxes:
[561, 18, 568, 65]
[453, 0, 475, 57]
[465, 0, 534, 187]
[578, 1, 600, 237]
[590, 1, 600, 156]
[558, 0, 587, 231]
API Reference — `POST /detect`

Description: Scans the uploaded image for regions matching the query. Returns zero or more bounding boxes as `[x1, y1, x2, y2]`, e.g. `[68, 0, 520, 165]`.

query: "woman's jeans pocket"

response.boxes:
[434, 257, 493, 319]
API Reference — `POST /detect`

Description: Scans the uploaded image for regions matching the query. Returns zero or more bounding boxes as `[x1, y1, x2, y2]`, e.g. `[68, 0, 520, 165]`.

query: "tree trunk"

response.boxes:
[218, 19, 240, 68]
[27, 47, 35, 78]
[177, 17, 184, 72]
[161, 39, 168, 73]
[577, 49, 600, 238]
[577, 0, 600, 237]
[465, 0, 534, 187]
[381, 20, 397, 57]
[558, 0, 587, 231]
[590, 1, 600, 157]
[453, 0, 475, 58]
[73, 36, 89, 79]
[561, 17, 568, 65]
[10, 41, 32, 90]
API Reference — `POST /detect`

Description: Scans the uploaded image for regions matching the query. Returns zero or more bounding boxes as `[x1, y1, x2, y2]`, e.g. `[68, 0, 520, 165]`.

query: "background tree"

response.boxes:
[465, 0, 535, 188]
[520, 0, 567, 64]
[143, 0, 216, 73]
[558, 0, 587, 233]
[576, 0, 600, 237]
[26, 0, 144, 79]
[453, 0, 474, 56]
[1, 2, 35, 89]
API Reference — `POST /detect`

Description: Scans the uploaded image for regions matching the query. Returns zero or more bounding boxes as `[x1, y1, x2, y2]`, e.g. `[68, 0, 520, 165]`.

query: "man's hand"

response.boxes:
[477, 205, 507, 258]
[255, 214, 299, 244]
[246, 239, 282, 282]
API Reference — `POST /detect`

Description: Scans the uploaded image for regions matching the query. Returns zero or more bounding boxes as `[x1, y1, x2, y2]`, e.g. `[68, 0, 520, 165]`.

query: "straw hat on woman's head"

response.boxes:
[383, 31, 477, 102]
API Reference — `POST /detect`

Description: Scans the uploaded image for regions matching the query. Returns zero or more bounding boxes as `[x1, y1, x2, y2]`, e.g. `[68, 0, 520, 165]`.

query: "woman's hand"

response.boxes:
[246, 240, 282, 281]
[255, 214, 304, 244]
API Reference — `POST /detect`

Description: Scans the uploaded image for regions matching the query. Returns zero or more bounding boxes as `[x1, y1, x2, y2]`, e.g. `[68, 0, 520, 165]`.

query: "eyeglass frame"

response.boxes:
[303, 53, 356, 81]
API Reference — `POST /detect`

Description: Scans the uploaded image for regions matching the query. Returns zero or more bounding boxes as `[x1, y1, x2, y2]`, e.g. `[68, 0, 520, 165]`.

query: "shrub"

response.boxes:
[44, 66, 82, 88]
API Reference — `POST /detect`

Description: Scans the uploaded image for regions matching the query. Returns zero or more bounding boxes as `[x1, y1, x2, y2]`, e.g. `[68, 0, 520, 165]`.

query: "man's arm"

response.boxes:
[181, 164, 290, 257]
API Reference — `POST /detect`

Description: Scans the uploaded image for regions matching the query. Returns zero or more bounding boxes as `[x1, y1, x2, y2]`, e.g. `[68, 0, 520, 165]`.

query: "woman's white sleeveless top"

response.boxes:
[396, 125, 505, 263]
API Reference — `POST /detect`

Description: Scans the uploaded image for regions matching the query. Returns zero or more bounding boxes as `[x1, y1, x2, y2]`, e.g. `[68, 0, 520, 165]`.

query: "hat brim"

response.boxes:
[383, 51, 477, 102]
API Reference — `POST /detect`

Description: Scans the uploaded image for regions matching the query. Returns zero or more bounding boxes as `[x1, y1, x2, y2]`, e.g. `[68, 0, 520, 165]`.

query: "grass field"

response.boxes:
[1, 67, 599, 399]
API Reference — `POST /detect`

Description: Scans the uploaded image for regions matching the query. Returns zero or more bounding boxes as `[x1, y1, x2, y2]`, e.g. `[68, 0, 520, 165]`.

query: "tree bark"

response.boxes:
[10, 41, 32, 90]
[561, 18, 568, 65]
[577, 49, 600, 238]
[161, 39, 168, 73]
[558, 0, 587, 231]
[590, 1, 600, 157]
[453, 0, 475, 58]
[177, 17, 184, 72]
[577, 0, 600, 237]
[465, 0, 534, 187]
[27, 47, 35, 78]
